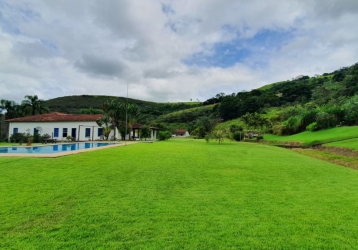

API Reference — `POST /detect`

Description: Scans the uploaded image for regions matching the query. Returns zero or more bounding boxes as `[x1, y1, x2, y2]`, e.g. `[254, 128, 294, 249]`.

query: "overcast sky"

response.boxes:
[1, 0, 358, 103]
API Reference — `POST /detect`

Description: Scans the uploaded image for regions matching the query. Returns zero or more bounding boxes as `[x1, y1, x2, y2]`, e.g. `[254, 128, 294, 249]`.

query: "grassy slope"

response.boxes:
[326, 138, 358, 150]
[264, 126, 358, 145]
[2, 140, 358, 248]
[156, 104, 216, 123]
[215, 118, 244, 130]
[257, 80, 287, 91]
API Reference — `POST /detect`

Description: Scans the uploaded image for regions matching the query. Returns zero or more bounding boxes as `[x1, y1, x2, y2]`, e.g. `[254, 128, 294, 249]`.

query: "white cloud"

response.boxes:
[0, 0, 357, 104]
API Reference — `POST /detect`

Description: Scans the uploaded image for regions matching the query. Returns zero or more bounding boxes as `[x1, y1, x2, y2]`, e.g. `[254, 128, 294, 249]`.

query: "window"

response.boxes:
[63, 128, 68, 137]
[34, 128, 39, 135]
[54, 128, 59, 137]
[85, 128, 91, 138]
[13, 128, 18, 134]
[98, 128, 103, 136]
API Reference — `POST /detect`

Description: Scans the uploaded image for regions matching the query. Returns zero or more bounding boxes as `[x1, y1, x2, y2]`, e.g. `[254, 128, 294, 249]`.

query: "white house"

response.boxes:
[173, 129, 190, 137]
[6, 112, 157, 141]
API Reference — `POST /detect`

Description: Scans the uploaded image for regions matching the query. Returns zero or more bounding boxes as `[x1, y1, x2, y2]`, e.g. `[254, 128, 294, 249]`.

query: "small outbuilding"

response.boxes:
[173, 129, 190, 137]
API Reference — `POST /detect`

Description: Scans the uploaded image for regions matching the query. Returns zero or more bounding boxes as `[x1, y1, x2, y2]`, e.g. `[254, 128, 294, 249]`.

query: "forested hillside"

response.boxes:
[207, 62, 358, 138]
[44, 95, 201, 124]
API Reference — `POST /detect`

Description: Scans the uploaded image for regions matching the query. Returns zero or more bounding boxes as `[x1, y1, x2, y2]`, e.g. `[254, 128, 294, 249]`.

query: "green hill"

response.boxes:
[44, 95, 202, 124]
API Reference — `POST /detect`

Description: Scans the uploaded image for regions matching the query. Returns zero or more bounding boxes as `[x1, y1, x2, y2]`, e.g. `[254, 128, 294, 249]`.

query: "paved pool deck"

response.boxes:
[0, 141, 139, 158]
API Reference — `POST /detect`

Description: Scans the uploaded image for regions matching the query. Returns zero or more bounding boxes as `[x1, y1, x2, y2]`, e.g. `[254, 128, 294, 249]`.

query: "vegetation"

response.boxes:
[21, 95, 49, 116]
[264, 126, 358, 146]
[139, 125, 151, 141]
[44, 95, 201, 123]
[158, 131, 171, 140]
[2, 140, 358, 248]
[200, 62, 358, 137]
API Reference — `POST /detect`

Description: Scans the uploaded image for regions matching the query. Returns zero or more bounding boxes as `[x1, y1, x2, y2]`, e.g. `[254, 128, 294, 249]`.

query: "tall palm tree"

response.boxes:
[102, 99, 125, 139]
[127, 104, 140, 140]
[21, 95, 49, 116]
[96, 114, 112, 140]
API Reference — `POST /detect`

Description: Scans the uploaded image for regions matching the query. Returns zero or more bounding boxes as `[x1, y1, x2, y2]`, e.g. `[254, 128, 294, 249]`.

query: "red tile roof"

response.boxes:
[174, 129, 187, 134]
[132, 123, 143, 129]
[6, 112, 103, 122]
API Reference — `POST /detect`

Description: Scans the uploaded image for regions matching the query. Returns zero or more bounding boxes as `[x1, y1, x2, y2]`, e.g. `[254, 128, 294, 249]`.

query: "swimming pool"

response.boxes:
[0, 142, 117, 154]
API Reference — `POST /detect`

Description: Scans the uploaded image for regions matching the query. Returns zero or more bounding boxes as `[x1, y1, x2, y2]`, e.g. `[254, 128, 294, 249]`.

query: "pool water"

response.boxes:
[0, 143, 116, 154]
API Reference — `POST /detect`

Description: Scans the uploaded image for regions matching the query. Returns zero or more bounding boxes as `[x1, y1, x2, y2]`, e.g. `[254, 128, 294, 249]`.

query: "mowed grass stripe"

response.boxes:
[1, 139, 358, 249]
[327, 137, 358, 151]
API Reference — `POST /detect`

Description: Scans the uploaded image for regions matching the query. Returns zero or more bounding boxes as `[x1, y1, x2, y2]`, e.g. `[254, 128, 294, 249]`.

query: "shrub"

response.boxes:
[41, 134, 51, 142]
[9, 133, 27, 143]
[272, 125, 288, 135]
[316, 112, 335, 129]
[283, 116, 301, 135]
[158, 131, 171, 141]
[233, 132, 245, 141]
[299, 109, 318, 131]
[306, 122, 318, 131]
[33, 133, 41, 143]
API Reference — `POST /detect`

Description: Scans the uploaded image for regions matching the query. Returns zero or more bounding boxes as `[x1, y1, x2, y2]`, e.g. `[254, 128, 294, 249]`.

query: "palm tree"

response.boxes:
[127, 104, 140, 140]
[96, 114, 112, 140]
[102, 99, 125, 139]
[21, 95, 49, 116]
[140, 125, 151, 141]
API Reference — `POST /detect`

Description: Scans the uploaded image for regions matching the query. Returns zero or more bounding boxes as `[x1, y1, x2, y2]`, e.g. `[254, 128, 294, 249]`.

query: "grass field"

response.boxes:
[0, 143, 13, 146]
[264, 126, 358, 146]
[2, 139, 358, 248]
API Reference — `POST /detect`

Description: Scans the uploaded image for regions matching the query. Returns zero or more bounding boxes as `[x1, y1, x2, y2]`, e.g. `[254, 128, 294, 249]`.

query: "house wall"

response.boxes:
[175, 131, 190, 137]
[9, 121, 158, 141]
[8, 121, 105, 141]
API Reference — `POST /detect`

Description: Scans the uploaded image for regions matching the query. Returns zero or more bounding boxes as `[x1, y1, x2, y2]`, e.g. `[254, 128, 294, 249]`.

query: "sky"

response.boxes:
[0, 0, 358, 103]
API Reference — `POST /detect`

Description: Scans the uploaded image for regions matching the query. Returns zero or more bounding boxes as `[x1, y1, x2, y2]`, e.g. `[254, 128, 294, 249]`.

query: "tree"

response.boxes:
[21, 95, 49, 116]
[343, 95, 358, 125]
[218, 96, 240, 120]
[210, 128, 227, 144]
[241, 113, 252, 130]
[140, 125, 151, 141]
[96, 114, 112, 140]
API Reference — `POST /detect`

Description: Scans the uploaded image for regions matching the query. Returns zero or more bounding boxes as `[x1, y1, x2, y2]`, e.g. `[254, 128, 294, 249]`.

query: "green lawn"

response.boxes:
[326, 138, 358, 150]
[0, 142, 22, 146]
[1, 139, 358, 248]
[264, 126, 358, 146]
